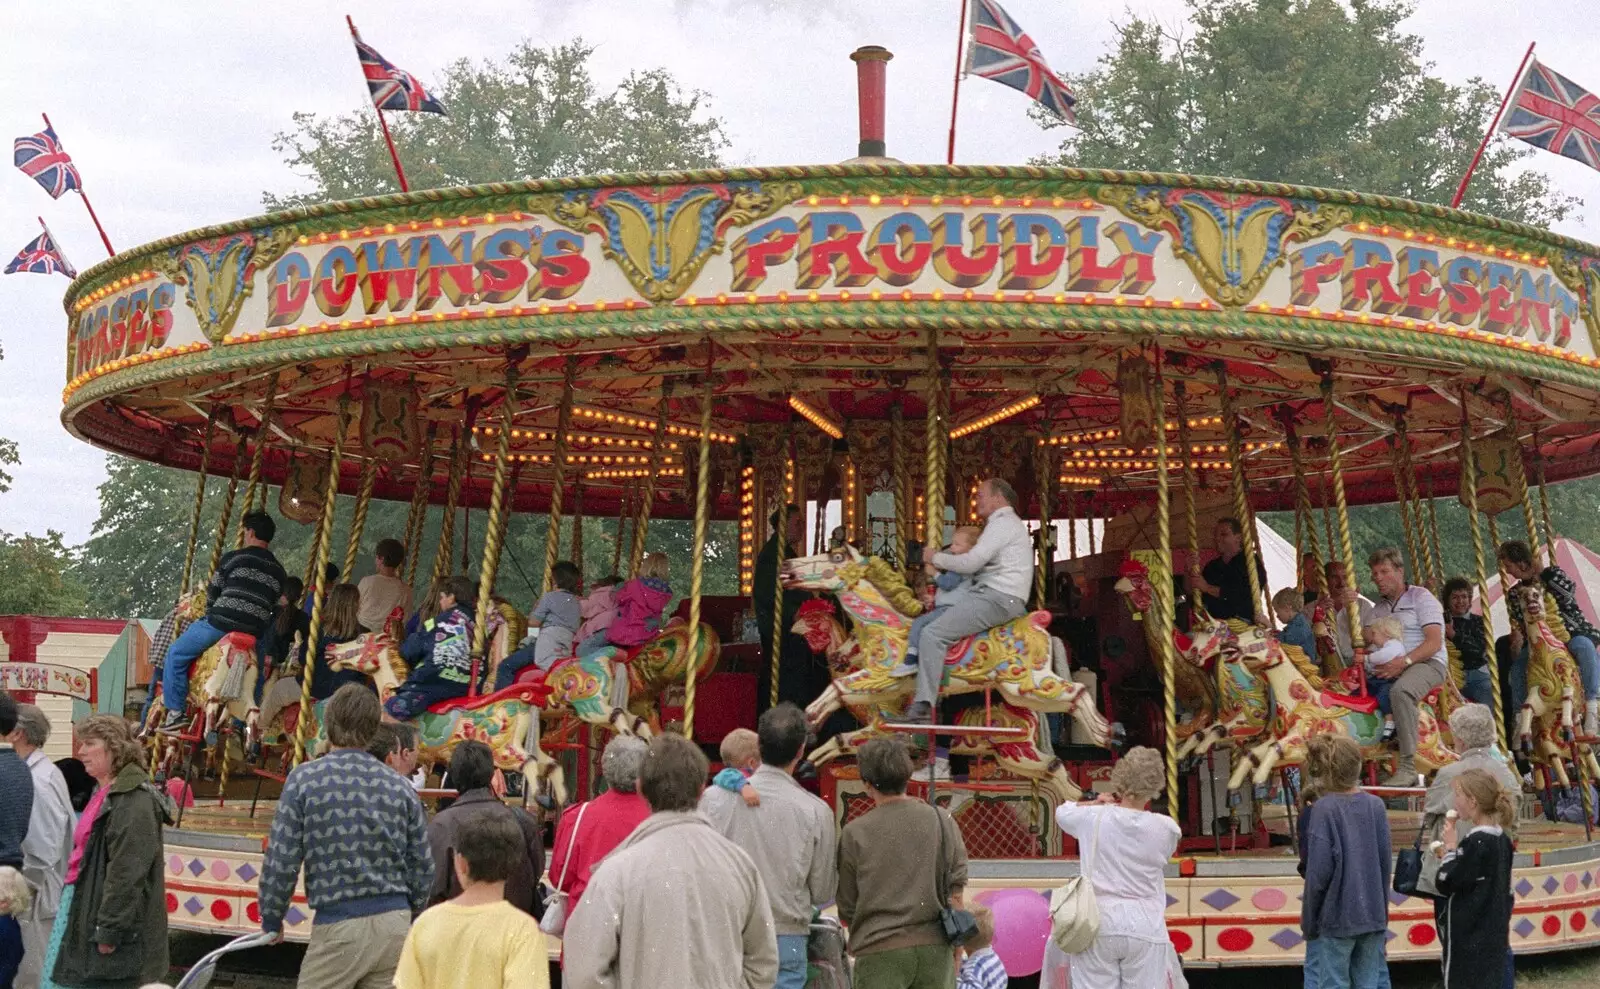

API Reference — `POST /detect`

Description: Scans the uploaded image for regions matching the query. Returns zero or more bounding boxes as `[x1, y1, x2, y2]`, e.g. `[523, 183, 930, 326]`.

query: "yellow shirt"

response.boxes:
[395, 899, 549, 989]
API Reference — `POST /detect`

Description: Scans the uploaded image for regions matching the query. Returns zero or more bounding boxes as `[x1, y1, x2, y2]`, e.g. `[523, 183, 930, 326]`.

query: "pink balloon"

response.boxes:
[976, 887, 1051, 977]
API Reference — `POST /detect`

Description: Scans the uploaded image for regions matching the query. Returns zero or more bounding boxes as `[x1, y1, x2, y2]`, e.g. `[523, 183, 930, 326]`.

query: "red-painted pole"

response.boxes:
[346, 16, 411, 193]
[945, 0, 970, 165]
[1451, 42, 1535, 209]
[851, 46, 893, 158]
[42, 113, 114, 256]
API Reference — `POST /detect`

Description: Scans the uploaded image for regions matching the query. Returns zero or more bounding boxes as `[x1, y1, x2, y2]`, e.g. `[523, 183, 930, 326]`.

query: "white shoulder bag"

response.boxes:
[539, 801, 589, 936]
[1048, 809, 1103, 954]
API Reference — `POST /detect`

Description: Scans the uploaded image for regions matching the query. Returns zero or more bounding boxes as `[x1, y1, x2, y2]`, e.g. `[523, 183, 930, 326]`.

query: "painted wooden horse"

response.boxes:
[1514, 585, 1600, 789]
[1217, 622, 1457, 788]
[783, 548, 1110, 757]
[792, 598, 1084, 805]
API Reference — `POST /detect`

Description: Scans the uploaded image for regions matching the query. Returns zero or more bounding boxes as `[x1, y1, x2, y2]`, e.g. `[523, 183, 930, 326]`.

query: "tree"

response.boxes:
[264, 39, 729, 211]
[1035, 0, 1579, 227]
[0, 530, 88, 617]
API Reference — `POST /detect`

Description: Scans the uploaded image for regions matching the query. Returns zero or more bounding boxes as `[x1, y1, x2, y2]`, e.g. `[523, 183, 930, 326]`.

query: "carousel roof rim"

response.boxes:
[59, 162, 1600, 306]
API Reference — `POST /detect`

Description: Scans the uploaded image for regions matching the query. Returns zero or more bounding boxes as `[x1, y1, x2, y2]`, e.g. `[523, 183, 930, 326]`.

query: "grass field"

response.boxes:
[1187, 948, 1600, 988]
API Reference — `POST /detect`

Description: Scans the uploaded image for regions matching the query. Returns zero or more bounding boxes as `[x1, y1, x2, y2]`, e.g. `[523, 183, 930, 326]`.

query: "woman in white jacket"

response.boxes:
[1052, 747, 1183, 988]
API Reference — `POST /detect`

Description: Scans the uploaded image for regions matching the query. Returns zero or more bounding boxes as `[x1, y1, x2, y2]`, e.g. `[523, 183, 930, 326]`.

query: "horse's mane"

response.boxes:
[853, 556, 925, 617]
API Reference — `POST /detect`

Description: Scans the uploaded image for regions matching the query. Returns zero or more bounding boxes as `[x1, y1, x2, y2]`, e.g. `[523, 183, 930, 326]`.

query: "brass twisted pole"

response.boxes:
[924, 329, 948, 551]
[1389, 435, 1426, 588]
[1534, 425, 1557, 551]
[235, 373, 280, 546]
[570, 479, 585, 583]
[403, 424, 438, 586]
[177, 409, 221, 598]
[684, 362, 716, 740]
[1395, 419, 1435, 588]
[1285, 418, 1328, 601]
[206, 435, 250, 580]
[1459, 393, 1509, 750]
[342, 457, 379, 582]
[1217, 364, 1266, 625]
[770, 435, 793, 709]
[1321, 374, 1365, 656]
[1175, 381, 1208, 622]
[470, 367, 519, 691]
[629, 383, 673, 577]
[1066, 487, 1077, 560]
[1033, 438, 1052, 606]
[612, 484, 631, 577]
[1424, 470, 1445, 587]
[1505, 395, 1544, 563]
[1152, 349, 1180, 822]
[293, 399, 351, 767]
[543, 357, 578, 592]
[891, 402, 909, 566]
[431, 427, 469, 584]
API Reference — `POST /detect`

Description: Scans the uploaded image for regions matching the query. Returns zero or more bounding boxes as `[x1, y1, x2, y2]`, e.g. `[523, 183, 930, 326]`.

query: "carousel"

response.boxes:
[56, 46, 1600, 969]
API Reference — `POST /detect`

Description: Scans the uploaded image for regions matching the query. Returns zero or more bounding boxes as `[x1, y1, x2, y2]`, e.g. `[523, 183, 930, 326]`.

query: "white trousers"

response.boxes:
[1063, 935, 1185, 989]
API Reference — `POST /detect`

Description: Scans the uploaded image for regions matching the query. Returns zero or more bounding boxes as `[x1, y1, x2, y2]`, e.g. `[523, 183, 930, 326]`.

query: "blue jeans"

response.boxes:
[1512, 633, 1600, 711]
[161, 617, 227, 712]
[383, 679, 466, 719]
[905, 605, 950, 659]
[1371, 676, 1397, 716]
[1304, 937, 1322, 989]
[1308, 931, 1390, 989]
[775, 934, 807, 989]
[494, 643, 538, 691]
[1462, 666, 1494, 707]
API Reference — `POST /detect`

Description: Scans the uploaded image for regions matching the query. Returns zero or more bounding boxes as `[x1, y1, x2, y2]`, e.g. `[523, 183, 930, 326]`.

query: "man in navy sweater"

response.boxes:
[259, 684, 432, 988]
[0, 694, 33, 870]
[157, 510, 286, 732]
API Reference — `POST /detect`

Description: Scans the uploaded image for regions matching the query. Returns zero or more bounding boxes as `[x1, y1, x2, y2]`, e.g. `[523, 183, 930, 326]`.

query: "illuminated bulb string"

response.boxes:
[948, 394, 1042, 439]
[787, 395, 843, 439]
[572, 406, 737, 444]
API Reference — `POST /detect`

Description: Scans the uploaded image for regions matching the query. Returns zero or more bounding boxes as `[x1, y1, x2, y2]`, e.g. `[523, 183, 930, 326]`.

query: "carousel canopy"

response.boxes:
[59, 164, 1600, 523]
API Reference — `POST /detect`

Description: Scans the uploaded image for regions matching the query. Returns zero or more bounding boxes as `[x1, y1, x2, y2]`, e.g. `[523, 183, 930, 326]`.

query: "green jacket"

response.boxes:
[52, 762, 174, 988]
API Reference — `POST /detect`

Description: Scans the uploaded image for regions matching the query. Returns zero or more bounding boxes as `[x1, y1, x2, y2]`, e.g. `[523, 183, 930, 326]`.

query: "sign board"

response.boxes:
[0, 662, 97, 704]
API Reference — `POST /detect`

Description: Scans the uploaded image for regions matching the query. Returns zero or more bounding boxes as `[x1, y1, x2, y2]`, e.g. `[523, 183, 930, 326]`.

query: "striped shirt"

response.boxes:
[206, 547, 286, 635]
[957, 946, 1008, 989]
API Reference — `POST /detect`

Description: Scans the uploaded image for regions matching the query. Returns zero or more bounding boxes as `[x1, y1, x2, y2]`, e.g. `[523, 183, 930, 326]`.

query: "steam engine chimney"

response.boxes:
[850, 46, 894, 159]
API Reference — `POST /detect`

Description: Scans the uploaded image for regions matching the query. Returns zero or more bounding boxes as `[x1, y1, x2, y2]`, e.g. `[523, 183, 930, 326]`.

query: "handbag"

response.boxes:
[1395, 823, 1443, 898]
[1048, 809, 1103, 954]
[539, 800, 589, 935]
[932, 804, 979, 947]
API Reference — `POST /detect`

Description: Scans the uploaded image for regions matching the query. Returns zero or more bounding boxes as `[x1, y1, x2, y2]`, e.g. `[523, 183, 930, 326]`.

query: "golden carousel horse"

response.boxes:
[1514, 585, 1600, 788]
[791, 599, 1086, 805]
[141, 594, 266, 776]
[783, 548, 1110, 798]
[1211, 621, 1457, 788]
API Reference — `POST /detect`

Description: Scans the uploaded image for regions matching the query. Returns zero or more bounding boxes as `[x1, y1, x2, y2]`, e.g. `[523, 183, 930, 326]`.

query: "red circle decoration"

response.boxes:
[1217, 928, 1254, 952]
[210, 900, 232, 922]
[1543, 916, 1562, 936]
[165, 893, 178, 914]
[246, 902, 261, 924]
[1573, 911, 1588, 932]
[1170, 930, 1194, 954]
[1407, 924, 1436, 946]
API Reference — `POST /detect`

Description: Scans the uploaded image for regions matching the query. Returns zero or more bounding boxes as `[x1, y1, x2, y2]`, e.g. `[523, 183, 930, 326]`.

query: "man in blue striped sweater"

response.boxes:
[259, 683, 432, 989]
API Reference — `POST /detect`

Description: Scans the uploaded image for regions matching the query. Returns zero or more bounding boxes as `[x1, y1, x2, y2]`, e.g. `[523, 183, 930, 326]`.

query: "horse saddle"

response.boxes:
[942, 611, 1048, 665]
[1319, 690, 1379, 715]
[426, 680, 555, 715]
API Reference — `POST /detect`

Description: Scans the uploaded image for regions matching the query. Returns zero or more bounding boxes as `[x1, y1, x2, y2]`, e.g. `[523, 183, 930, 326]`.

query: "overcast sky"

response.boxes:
[3, 0, 1598, 544]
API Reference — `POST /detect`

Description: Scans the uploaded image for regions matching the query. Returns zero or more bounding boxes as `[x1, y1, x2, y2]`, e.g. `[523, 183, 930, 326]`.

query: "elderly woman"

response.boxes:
[837, 737, 968, 989]
[43, 715, 172, 989]
[1425, 704, 1520, 839]
[1053, 746, 1182, 989]
[548, 735, 651, 921]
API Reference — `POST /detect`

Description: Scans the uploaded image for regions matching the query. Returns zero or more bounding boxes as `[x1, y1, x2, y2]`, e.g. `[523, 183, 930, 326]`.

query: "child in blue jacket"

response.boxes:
[385, 576, 477, 720]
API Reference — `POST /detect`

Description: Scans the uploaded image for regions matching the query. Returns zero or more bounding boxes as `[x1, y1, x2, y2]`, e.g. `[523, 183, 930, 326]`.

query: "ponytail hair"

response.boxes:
[1454, 768, 1516, 831]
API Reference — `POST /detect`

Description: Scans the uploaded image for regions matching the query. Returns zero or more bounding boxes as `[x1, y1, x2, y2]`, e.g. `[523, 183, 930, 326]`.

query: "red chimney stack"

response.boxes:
[850, 46, 893, 158]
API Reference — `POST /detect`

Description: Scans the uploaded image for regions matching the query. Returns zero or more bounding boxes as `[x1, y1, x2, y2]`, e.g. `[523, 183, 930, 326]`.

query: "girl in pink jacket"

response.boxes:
[577, 554, 673, 657]
[576, 576, 623, 642]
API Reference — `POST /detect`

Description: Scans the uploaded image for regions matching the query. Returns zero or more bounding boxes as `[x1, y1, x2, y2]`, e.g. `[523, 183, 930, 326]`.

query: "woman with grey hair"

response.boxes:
[1052, 746, 1183, 988]
[1424, 704, 1520, 838]
[548, 735, 652, 924]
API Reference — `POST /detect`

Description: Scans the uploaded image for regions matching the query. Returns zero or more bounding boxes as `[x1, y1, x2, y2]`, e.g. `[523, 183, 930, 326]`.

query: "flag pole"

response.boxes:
[346, 15, 411, 193]
[1451, 41, 1535, 209]
[945, 0, 970, 164]
[42, 113, 114, 256]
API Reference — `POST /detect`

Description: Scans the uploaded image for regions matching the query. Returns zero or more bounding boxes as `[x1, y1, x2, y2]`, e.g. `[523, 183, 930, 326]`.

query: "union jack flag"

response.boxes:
[352, 29, 446, 114]
[5, 224, 75, 278]
[965, 0, 1076, 123]
[13, 124, 81, 199]
[1501, 59, 1600, 171]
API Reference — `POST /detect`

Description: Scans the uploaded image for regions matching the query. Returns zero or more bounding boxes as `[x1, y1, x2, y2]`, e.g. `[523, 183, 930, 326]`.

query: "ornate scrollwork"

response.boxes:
[154, 227, 297, 343]
[527, 180, 802, 303]
[1097, 185, 1351, 307]
[1550, 251, 1600, 356]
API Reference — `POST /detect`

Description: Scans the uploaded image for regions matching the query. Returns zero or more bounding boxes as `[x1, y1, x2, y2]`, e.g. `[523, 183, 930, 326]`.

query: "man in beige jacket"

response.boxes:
[564, 733, 779, 989]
